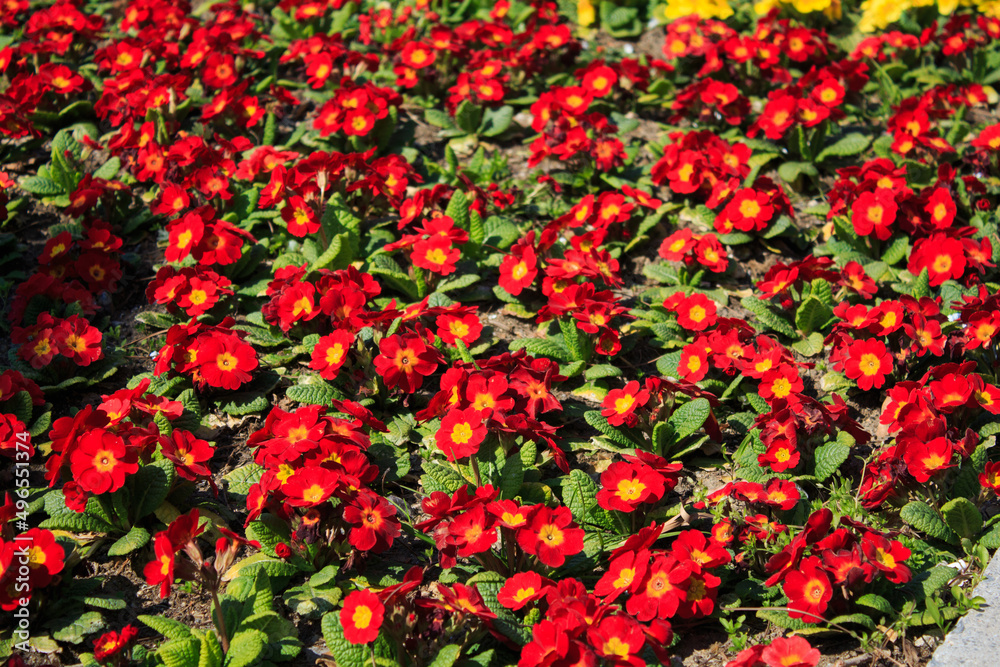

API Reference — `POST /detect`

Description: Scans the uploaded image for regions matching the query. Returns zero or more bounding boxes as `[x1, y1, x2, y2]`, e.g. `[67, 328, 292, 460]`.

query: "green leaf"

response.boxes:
[583, 410, 642, 447]
[158, 638, 202, 667]
[283, 566, 342, 619]
[224, 464, 264, 497]
[445, 189, 471, 232]
[741, 296, 797, 338]
[855, 593, 894, 616]
[107, 525, 151, 556]
[795, 297, 834, 335]
[755, 609, 811, 630]
[912, 268, 931, 299]
[562, 469, 614, 531]
[817, 133, 872, 161]
[224, 629, 268, 667]
[558, 317, 584, 362]
[93, 157, 121, 181]
[436, 273, 480, 294]
[40, 492, 115, 533]
[668, 398, 710, 441]
[217, 392, 270, 416]
[321, 612, 370, 667]
[880, 236, 909, 266]
[942, 498, 982, 539]
[777, 161, 818, 185]
[50, 611, 106, 644]
[424, 108, 454, 129]
[454, 100, 482, 135]
[311, 232, 352, 271]
[421, 462, 466, 495]
[286, 382, 338, 405]
[479, 105, 513, 137]
[584, 364, 621, 381]
[132, 459, 176, 521]
[828, 613, 876, 629]
[791, 332, 825, 357]
[140, 615, 195, 640]
[428, 645, 462, 667]
[980, 523, 1000, 549]
[900, 501, 959, 544]
[813, 440, 850, 481]
[199, 632, 224, 667]
[6, 390, 33, 423]
[19, 175, 64, 195]
[499, 453, 523, 500]
[509, 337, 571, 361]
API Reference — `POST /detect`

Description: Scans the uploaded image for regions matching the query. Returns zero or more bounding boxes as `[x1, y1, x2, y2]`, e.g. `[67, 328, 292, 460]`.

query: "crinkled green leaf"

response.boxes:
[900, 501, 959, 544]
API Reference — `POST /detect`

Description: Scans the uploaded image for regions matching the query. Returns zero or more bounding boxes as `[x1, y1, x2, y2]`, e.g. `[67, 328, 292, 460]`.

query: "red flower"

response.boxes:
[903, 436, 953, 482]
[401, 42, 435, 69]
[782, 557, 832, 623]
[981, 461, 1000, 491]
[20, 528, 65, 588]
[676, 569, 721, 619]
[373, 334, 439, 394]
[678, 343, 709, 382]
[843, 338, 892, 391]
[723, 189, 774, 233]
[759, 440, 799, 473]
[198, 334, 258, 391]
[282, 196, 320, 237]
[143, 534, 177, 599]
[587, 615, 646, 666]
[343, 491, 401, 553]
[601, 381, 650, 427]
[924, 188, 956, 229]
[760, 636, 820, 667]
[436, 407, 487, 461]
[498, 571, 550, 610]
[165, 214, 204, 263]
[626, 554, 691, 621]
[412, 235, 460, 275]
[340, 589, 384, 645]
[517, 506, 585, 568]
[283, 467, 341, 507]
[436, 312, 482, 346]
[159, 430, 213, 481]
[671, 293, 717, 332]
[596, 462, 665, 513]
[519, 620, 570, 667]
[671, 529, 731, 570]
[447, 505, 497, 557]
[53, 315, 103, 366]
[595, 549, 650, 602]
[861, 533, 911, 584]
[309, 330, 355, 380]
[93, 625, 139, 662]
[70, 430, 138, 495]
[908, 234, 966, 287]
[758, 366, 803, 402]
[499, 244, 538, 296]
[851, 190, 897, 240]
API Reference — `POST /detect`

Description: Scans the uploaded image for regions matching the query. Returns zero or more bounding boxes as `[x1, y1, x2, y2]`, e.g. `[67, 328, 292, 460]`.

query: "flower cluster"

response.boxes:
[764, 509, 911, 623]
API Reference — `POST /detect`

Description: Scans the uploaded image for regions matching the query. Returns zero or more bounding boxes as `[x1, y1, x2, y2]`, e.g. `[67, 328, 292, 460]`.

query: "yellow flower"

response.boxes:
[578, 0, 596, 26]
[859, 0, 911, 32]
[754, 0, 781, 14]
[791, 0, 832, 12]
[664, 0, 733, 19]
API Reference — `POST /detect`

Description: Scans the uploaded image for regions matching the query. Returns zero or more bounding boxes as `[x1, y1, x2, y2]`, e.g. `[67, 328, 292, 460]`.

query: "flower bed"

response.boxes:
[1, 1, 1000, 666]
